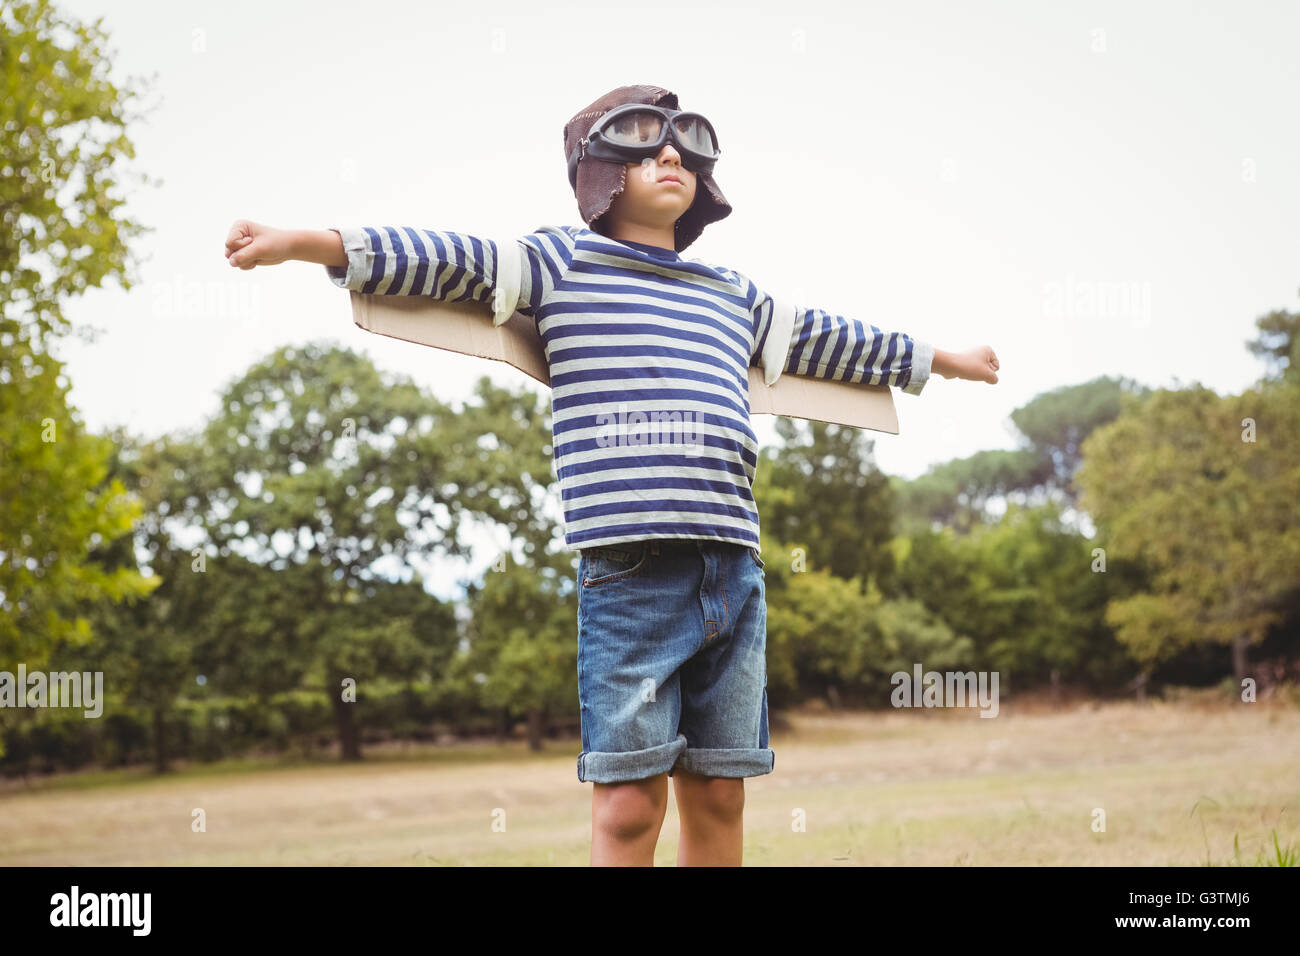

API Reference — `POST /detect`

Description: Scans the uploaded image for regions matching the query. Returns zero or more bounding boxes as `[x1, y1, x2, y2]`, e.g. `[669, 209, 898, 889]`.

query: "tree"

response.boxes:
[467, 559, 576, 751]
[890, 448, 1050, 535]
[0, 344, 153, 667]
[1076, 383, 1300, 681]
[764, 563, 971, 707]
[0, 0, 156, 349]
[66, 427, 192, 773]
[753, 417, 898, 591]
[0, 1, 157, 759]
[436, 376, 562, 566]
[446, 376, 575, 750]
[1009, 376, 1145, 499]
[1246, 297, 1300, 384]
[891, 503, 1131, 692]
[891, 377, 1146, 533]
[959, 502, 1130, 689]
[166, 343, 476, 760]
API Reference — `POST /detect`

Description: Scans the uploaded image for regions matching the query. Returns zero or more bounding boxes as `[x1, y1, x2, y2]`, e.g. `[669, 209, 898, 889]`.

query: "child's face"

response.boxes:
[605, 143, 698, 231]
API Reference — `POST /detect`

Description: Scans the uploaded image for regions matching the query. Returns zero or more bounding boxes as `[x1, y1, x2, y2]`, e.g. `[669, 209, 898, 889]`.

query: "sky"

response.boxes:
[49, 0, 1300, 596]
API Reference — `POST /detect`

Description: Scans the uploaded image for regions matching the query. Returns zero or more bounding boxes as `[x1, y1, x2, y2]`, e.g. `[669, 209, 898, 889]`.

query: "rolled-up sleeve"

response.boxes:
[902, 338, 934, 396]
[789, 306, 934, 395]
[742, 269, 935, 396]
[324, 227, 371, 290]
[320, 224, 578, 316]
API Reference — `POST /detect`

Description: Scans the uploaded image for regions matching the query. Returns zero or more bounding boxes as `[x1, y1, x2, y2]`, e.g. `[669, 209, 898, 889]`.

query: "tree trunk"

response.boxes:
[526, 707, 544, 751]
[331, 674, 362, 761]
[496, 707, 509, 744]
[1049, 669, 1061, 709]
[152, 705, 170, 774]
[1231, 636, 1249, 684]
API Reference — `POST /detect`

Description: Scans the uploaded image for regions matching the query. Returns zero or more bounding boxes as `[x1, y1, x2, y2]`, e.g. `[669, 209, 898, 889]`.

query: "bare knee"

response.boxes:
[675, 771, 745, 822]
[593, 775, 668, 840]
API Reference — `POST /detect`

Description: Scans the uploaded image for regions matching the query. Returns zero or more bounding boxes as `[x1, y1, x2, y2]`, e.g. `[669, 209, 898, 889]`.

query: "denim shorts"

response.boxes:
[575, 538, 774, 784]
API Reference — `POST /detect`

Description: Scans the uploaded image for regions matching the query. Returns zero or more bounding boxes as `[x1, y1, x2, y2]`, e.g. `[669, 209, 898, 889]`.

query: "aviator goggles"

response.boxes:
[567, 103, 721, 190]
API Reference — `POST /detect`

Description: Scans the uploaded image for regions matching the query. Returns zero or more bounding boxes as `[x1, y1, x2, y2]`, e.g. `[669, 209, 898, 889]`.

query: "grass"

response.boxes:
[1, 697, 1297, 866]
[1212, 830, 1298, 867]
[0, 737, 579, 795]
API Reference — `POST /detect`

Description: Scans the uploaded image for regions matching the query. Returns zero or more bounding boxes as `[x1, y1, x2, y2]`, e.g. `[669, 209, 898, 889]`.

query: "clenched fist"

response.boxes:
[224, 219, 293, 270]
[936, 346, 1000, 384]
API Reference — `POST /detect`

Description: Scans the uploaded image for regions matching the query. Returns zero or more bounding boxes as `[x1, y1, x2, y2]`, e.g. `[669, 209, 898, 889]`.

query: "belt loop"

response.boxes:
[649, 542, 660, 555]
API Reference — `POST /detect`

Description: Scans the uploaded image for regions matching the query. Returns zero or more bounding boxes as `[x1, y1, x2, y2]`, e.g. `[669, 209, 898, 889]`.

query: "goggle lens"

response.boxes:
[601, 109, 717, 155]
[673, 116, 716, 154]
[606, 111, 664, 146]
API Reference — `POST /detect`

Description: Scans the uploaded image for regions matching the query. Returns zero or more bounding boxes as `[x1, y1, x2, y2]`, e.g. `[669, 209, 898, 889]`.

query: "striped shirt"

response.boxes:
[325, 224, 933, 553]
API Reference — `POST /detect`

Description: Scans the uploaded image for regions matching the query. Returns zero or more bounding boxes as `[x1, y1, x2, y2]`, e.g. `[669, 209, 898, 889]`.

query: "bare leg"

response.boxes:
[590, 772, 669, 866]
[672, 768, 745, 866]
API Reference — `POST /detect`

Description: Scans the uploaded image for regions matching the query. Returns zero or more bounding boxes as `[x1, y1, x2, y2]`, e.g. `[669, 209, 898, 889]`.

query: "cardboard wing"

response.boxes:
[347, 291, 900, 434]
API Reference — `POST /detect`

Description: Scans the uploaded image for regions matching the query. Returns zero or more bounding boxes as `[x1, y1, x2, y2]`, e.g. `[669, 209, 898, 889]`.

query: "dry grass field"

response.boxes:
[2, 695, 1297, 866]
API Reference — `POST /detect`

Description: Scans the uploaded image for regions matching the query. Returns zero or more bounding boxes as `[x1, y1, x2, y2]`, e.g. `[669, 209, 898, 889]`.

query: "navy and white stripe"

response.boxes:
[326, 225, 932, 552]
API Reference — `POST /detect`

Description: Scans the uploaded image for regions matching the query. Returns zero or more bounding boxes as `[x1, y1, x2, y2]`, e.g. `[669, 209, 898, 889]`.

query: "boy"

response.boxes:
[224, 84, 999, 866]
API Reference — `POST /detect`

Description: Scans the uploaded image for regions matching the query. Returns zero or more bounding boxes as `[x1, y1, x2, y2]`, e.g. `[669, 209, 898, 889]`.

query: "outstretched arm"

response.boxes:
[225, 222, 345, 268]
[744, 274, 998, 393]
[783, 305, 936, 395]
[223, 219, 578, 317]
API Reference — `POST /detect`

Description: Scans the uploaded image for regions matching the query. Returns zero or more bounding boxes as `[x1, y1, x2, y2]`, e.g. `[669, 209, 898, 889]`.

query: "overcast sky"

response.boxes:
[52, 0, 1300, 594]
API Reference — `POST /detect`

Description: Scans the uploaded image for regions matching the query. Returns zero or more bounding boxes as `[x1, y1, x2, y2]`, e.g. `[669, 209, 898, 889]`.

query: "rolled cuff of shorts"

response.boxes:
[673, 746, 775, 779]
[902, 339, 935, 396]
[577, 734, 688, 783]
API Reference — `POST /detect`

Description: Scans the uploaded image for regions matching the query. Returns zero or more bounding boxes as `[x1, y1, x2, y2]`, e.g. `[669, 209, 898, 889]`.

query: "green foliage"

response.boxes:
[0, 343, 155, 666]
[0, 1, 159, 763]
[156, 342, 498, 758]
[892, 502, 1132, 687]
[1076, 381, 1300, 669]
[890, 448, 1049, 535]
[467, 558, 577, 738]
[0, 0, 156, 348]
[11, 338, 573, 771]
[754, 417, 897, 590]
[1246, 297, 1300, 384]
[1009, 375, 1145, 494]
[0, 683, 493, 775]
[764, 561, 971, 706]
[439, 376, 560, 563]
[893, 376, 1146, 533]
